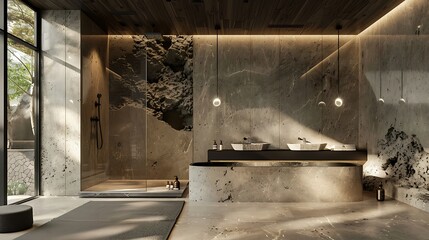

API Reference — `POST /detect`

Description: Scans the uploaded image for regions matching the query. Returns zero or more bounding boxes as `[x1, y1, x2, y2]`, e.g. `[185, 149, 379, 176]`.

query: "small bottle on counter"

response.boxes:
[166, 181, 170, 189]
[212, 140, 218, 150]
[376, 183, 385, 201]
[173, 176, 180, 190]
[219, 140, 223, 151]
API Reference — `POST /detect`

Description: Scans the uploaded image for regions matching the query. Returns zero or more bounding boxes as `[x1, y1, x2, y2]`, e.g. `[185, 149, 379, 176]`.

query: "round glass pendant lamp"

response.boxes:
[213, 25, 221, 107]
[399, 69, 406, 104]
[377, 27, 385, 104]
[334, 25, 343, 107]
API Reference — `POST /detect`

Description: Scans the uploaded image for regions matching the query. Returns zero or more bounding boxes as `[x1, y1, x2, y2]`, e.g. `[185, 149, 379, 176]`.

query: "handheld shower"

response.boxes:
[90, 93, 104, 149]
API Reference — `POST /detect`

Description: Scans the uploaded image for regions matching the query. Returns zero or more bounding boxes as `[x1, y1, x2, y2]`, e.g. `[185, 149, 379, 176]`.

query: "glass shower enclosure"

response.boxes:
[80, 35, 191, 197]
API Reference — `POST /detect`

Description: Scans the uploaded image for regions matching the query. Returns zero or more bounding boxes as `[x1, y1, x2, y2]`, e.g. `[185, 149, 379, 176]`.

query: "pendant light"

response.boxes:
[334, 25, 343, 107]
[378, 26, 385, 103]
[212, 24, 221, 107]
[399, 69, 406, 104]
[318, 4, 326, 107]
[318, 34, 326, 107]
[398, 35, 406, 104]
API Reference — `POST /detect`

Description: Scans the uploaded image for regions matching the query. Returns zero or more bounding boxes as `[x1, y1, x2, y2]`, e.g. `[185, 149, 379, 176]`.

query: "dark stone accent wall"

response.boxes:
[109, 35, 193, 130]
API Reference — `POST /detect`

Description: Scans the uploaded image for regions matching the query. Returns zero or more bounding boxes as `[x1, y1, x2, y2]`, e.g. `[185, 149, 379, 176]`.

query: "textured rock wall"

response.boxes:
[108, 35, 193, 180]
[378, 127, 428, 189]
[359, 0, 429, 210]
[109, 35, 193, 130]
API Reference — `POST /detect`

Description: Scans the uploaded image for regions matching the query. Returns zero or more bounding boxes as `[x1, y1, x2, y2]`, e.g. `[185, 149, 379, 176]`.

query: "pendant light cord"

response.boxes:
[401, 69, 404, 98]
[337, 26, 340, 95]
[379, 30, 382, 99]
[216, 26, 219, 97]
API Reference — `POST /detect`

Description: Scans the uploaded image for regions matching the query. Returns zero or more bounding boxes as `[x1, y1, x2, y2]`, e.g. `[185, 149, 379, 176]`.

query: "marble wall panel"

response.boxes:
[250, 36, 280, 148]
[193, 36, 220, 162]
[41, 10, 81, 195]
[216, 36, 252, 150]
[193, 35, 359, 162]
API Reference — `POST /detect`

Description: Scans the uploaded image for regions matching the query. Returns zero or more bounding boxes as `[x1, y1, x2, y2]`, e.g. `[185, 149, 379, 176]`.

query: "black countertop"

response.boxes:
[208, 149, 367, 161]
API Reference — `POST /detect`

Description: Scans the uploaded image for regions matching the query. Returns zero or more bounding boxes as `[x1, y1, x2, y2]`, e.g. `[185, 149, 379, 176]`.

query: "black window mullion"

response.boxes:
[34, 7, 41, 197]
[7, 33, 38, 51]
[1, 0, 7, 206]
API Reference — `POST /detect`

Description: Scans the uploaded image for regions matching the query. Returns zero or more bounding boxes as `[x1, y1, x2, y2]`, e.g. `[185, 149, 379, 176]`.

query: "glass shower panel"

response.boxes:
[107, 35, 147, 192]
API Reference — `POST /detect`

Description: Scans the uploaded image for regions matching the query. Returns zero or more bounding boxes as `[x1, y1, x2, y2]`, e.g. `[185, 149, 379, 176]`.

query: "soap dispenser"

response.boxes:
[212, 140, 218, 150]
[376, 183, 385, 201]
[173, 176, 180, 190]
[219, 140, 223, 151]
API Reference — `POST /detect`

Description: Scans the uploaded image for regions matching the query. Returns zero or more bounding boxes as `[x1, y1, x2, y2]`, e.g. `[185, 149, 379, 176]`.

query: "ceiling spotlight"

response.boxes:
[318, 101, 326, 107]
[378, 98, 385, 103]
[399, 98, 406, 104]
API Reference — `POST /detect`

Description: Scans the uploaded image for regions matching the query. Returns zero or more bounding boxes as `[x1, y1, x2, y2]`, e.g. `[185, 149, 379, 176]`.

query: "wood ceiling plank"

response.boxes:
[25, 0, 405, 35]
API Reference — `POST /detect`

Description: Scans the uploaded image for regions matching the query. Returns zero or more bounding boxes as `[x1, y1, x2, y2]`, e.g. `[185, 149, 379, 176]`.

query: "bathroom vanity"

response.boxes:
[189, 150, 366, 202]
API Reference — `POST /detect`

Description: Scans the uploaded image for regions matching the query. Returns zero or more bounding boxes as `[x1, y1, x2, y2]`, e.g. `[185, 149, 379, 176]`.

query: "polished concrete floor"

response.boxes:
[2, 192, 429, 240]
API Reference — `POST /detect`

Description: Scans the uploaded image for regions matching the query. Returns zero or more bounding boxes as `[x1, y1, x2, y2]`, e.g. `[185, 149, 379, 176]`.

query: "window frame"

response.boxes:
[0, 0, 40, 205]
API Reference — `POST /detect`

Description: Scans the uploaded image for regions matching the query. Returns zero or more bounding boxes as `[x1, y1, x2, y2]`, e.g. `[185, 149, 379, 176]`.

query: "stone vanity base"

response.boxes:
[189, 162, 363, 202]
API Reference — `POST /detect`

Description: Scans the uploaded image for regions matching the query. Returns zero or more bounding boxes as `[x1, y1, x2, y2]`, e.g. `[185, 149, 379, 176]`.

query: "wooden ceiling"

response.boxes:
[25, 0, 404, 35]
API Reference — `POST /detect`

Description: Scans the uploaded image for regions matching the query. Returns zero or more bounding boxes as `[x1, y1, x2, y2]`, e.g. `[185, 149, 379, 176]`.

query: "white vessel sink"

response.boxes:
[231, 143, 270, 151]
[287, 143, 327, 151]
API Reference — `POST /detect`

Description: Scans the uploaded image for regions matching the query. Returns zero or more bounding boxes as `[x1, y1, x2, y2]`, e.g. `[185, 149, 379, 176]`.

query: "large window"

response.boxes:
[1, 0, 39, 205]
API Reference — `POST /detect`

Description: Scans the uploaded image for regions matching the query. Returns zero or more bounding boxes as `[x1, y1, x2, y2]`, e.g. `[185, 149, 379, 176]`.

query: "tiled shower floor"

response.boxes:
[80, 179, 189, 197]
[84, 179, 189, 192]
[3, 192, 429, 240]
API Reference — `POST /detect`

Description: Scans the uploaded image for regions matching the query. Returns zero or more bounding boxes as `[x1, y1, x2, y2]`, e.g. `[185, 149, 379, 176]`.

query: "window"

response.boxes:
[7, 0, 36, 45]
[1, 0, 39, 205]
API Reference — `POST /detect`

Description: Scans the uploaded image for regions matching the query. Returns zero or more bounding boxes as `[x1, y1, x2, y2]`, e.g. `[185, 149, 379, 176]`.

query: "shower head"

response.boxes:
[97, 93, 102, 98]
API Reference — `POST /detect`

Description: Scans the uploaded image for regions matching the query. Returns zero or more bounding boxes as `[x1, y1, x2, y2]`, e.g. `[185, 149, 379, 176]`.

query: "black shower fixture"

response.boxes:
[91, 93, 104, 149]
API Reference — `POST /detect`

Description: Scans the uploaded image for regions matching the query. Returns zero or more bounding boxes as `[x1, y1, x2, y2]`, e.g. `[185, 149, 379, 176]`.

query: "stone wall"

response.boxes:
[358, 0, 429, 211]
[193, 35, 359, 162]
[41, 10, 81, 195]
